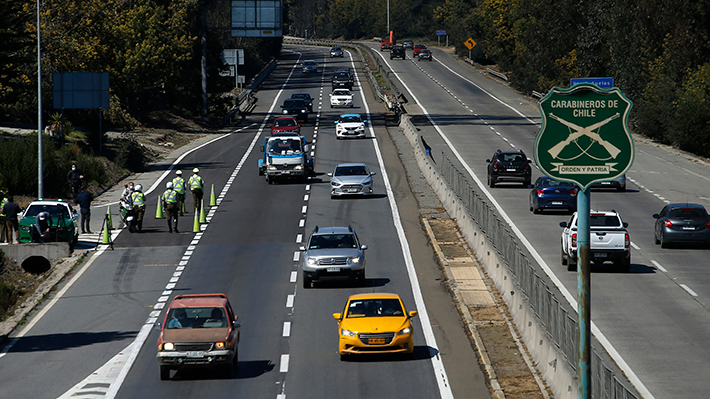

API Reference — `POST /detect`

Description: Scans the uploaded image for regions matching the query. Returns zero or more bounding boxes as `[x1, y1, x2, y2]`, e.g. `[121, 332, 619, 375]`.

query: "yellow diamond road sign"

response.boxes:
[464, 38, 476, 50]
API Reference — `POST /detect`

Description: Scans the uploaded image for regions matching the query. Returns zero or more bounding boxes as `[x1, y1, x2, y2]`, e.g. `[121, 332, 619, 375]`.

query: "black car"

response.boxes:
[529, 176, 577, 214]
[390, 45, 406, 60]
[330, 47, 344, 57]
[418, 49, 432, 61]
[290, 93, 314, 112]
[280, 99, 309, 122]
[653, 203, 710, 248]
[332, 72, 353, 90]
[486, 149, 532, 187]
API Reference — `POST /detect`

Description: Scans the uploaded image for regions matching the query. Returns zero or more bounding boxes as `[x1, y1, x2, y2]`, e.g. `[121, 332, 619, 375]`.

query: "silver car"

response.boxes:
[302, 60, 318, 73]
[300, 226, 367, 288]
[328, 163, 375, 198]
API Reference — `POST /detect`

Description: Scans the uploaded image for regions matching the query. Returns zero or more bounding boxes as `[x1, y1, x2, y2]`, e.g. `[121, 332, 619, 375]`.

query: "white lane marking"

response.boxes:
[304, 194, 309, 201]
[286, 294, 294, 308]
[280, 354, 290, 372]
[293, 251, 301, 262]
[352, 52, 454, 399]
[651, 260, 667, 272]
[296, 234, 303, 243]
[376, 48, 654, 399]
[680, 284, 698, 297]
[630, 242, 640, 250]
[299, 219, 305, 228]
[301, 205, 307, 213]
[290, 271, 298, 282]
[283, 322, 291, 337]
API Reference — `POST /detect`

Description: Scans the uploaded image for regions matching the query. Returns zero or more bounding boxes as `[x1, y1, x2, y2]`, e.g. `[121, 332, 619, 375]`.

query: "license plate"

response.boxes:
[347, 189, 359, 193]
[682, 226, 695, 230]
[326, 267, 341, 272]
[506, 168, 516, 172]
[595, 253, 608, 258]
[186, 351, 204, 358]
[368, 338, 386, 344]
[551, 201, 563, 205]
[126, 216, 134, 221]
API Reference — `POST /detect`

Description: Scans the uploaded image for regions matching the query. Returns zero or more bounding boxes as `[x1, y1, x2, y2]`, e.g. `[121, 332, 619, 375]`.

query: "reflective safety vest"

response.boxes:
[188, 175, 203, 190]
[172, 177, 185, 194]
[163, 189, 177, 204]
[0, 197, 7, 216]
[131, 191, 146, 207]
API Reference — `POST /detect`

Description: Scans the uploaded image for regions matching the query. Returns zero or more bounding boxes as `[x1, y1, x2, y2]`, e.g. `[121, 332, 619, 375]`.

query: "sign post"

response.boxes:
[464, 38, 477, 61]
[534, 83, 633, 399]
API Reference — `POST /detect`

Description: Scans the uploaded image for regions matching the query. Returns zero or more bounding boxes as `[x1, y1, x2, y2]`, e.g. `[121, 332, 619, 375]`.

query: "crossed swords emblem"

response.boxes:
[547, 112, 621, 160]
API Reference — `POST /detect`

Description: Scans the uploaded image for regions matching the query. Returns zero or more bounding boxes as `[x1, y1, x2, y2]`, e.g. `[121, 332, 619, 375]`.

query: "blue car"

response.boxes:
[529, 176, 577, 214]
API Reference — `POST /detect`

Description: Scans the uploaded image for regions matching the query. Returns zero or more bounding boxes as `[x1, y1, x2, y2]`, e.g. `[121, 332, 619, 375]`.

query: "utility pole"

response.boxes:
[37, 0, 43, 198]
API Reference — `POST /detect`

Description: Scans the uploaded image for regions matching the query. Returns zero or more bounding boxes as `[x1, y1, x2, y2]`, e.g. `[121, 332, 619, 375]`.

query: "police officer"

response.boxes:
[0, 191, 8, 243]
[172, 170, 186, 216]
[34, 211, 52, 242]
[162, 182, 179, 233]
[2, 196, 21, 244]
[131, 184, 146, 232]
[188, 168, 204, 213]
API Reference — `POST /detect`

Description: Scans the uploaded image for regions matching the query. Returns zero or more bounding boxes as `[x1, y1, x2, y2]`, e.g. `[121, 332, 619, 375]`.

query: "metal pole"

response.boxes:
[37, 0, 43, 199]
[577, 186, 591, 399]
[386, 0, 389, 34]
[200, 3, 208, 119]
[98, 108, 103, 153]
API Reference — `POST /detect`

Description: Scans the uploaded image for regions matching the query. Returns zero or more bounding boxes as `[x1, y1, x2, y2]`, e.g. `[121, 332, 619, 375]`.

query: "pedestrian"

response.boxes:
[0, 191, 8, 243]
[33, 211, 53, 242]
[130, 184, 146, 232]
[1, 196, 22, 244]
[162, 182, 179, 233]
[188, 168, 204, 213]
[121, 182, 135, 202]
[172, 170, 186, 216]
[67, 164, 84, 197]
[74, 187, 94, 234]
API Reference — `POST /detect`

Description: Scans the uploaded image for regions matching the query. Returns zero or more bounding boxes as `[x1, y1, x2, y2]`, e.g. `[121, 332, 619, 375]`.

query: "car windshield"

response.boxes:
[292, 94, 310, 100]
[304, 61, 316, 67]
[589, 215, 622, 227]
[283, 99, 304, 108]
[668, 208, 707, 219]
[308, 233, 357, 249]
[334, 73, 348, 79]
[25, 204, 69, 218]
[335, 165, 369, 176]
[166, 307, 227, 329]
[274, 119, 297, 127]
[333, 90, 350, 96]
[346, 299, 404, 318]
[415, 45, 425, 49]
[331, 47, 341, 51]
[339, 116, 362, 123]
[267, 139, 302, 154]
[498, 153, 524, 162]
[540, 179, 575, 188]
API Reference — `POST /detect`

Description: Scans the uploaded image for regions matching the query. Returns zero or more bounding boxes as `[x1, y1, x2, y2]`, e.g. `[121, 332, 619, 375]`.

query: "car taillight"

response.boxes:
[572, 233, 577, 248]
[493, 162, 499, 169]
[664, 220, 673, 228]
[705, 220, 710, 229]
[537, 189, 544, 196]
[625, 233, 630, 249]
[570, 189, 577, 196]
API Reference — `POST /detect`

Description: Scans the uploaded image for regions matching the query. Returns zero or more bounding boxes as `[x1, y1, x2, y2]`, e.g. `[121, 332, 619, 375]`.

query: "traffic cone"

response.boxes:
[209, 184, 217, 207]
[192, 212, 200, 232]
[106, 205, 113, 229]
[155, 196, 164, 219]
[102, 227, 110, 244]
[199, 198, 207, 223]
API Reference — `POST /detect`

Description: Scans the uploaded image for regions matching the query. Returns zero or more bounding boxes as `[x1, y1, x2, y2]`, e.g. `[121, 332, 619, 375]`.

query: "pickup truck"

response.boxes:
[560, 210, 630, 272]
[258, 135, 312, 184]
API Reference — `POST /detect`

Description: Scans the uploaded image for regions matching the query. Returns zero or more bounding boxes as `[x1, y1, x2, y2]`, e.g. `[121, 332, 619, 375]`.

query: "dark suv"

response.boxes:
[390, 45, 406, 60]
[486, 149, 532, 187]
[332, 71, 353, 90]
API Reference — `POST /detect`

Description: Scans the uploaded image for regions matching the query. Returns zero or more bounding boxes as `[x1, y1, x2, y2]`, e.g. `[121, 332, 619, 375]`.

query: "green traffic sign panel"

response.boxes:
[534, 83, 634, 189]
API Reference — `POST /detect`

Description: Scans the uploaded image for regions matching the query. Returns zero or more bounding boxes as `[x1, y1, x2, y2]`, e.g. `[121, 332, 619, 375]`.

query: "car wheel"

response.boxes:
[617, 185, 626, 192]
[303, 273, 312, 289]
[258, 167, 264, 176]
[159, 366, 170, 381]
[488, 174, 495, 188]
[533, 207, 540, 214]
[567, 257, 577, 272]
[524, 179, 531, 187]
[615, 257, 631, 273]
[654, 232, 660, 245]
[266, 176, 273, 185]
[340, 353, 350, 361]
[561, 245, 568, 266]
[330, 104, 333, 108]
[223, 362, 234, 379]
[660, 233, 669, 248]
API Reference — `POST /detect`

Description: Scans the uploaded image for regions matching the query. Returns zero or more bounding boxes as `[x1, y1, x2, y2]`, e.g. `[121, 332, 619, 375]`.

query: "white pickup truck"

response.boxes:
[560, 210, 631, 272]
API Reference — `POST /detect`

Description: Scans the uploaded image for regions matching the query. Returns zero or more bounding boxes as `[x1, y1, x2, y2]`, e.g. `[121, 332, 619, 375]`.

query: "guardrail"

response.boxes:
[223, 58, 278, 125]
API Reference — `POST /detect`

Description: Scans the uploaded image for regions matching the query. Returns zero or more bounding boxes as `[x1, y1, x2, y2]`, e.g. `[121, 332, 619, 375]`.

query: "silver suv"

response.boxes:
[300, 226, 367, 288]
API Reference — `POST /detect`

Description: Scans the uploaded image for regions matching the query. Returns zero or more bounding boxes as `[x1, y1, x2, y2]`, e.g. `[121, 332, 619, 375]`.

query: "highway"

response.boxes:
[0, 46, 488, 399]
[368, 43, 710, 398]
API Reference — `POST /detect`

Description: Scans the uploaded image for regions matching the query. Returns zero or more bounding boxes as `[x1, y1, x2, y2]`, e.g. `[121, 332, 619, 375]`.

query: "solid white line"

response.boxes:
[680, 284, 698, 297]
[376, 48, 654, 399]
[280, 354, 290, 372]
[352, 51, 454, 399]
[283, 322, 291, 337]
[650, 260, 667, 272]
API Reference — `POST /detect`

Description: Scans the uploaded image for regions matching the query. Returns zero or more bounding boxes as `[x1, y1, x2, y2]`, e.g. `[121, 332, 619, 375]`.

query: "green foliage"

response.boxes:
[114, 139, 147, 172]
[672, 63, 710, 157]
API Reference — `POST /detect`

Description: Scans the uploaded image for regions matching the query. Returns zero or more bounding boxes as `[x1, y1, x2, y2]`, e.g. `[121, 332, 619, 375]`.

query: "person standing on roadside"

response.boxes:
[0, 191, 8, 243]
[74, 187, 94, 234]
[162, 182, 179, 233]
[131, 184, 146, 232]
[188, 168, 204, 213]
[172, 170, 186, 216]
[2, 196, 21, 244]
[67, 164, 83, 197]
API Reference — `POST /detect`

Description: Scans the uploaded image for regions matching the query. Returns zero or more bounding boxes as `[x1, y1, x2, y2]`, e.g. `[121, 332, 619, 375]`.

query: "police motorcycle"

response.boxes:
[120, 196, 136, 233]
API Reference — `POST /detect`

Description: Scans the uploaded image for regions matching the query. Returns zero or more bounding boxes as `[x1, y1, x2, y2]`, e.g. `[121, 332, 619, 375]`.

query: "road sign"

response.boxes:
[534, 83, 634, 189]
[464, 38, 476, 50]
[571, 77, 613, 89]
[436, 30, 447, 36]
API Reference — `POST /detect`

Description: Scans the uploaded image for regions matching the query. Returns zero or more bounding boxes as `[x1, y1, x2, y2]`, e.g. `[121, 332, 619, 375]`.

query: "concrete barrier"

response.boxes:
[1, 242, 71, 273]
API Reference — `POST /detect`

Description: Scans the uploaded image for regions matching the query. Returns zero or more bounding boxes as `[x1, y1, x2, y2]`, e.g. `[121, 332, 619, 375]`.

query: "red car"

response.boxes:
[413, 44, 427, 56]
[156, 293, 241, 380]
[270, 116, 301, 136]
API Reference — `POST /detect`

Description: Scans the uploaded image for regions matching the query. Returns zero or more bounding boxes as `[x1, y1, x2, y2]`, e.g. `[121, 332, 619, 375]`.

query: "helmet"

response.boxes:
[135, 184, 143, 192]
[38, 212, 47, 220]
[193, 168, 200, 173]
[175, 170, 182, 175]
[166, 182, 173, 189]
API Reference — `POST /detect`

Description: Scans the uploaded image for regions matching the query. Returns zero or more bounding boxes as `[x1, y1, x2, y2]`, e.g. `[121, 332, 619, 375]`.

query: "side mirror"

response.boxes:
[652, 214, 660, 219]
[304, 145, 310, 152]
[559, 222, 568, 228]
[363, 120, 368, 124]
[370, 172, 377, 176]
[361, 244, 368, 250]
[409, 310, 418, 318]
[334, 121, 338, 124]
[528, 184, 534, 188]
[299, 246, 306, 251]
[527, 159, 532, 163]
[327, 173, 333, 177]
[485, 159, 491, 163]
[153, 322, 161, 331]
[233, 320, 241, 329]
[260, 145, 264, 152]
[623, 222, 629, 228]
[333, 313, 342, 320]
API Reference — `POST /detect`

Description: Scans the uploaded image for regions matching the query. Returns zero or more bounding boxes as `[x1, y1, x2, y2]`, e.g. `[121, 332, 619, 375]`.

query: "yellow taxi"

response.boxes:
[333, 293, 417, 359]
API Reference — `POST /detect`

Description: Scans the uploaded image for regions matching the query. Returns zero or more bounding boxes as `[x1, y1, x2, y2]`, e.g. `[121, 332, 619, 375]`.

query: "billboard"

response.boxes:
[53, 72, 110, 110]
[231, 1, 282, 37]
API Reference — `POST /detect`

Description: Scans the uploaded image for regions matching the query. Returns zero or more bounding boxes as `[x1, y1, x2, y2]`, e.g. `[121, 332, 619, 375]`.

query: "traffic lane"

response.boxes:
[0, 246, 183, 398]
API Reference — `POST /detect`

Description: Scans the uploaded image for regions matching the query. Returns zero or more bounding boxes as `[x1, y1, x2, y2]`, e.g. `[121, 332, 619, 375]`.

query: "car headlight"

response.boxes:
[398, 326, 412, 335]
[294, 165, 303, 170]
[348, 256, 361, 265]
[301, 109, 306, 113]
[215, 342, 225, 349]
[267, 165, 277, 170]
[282, 110, 288, 114]
[363, 178, 373, 185]
[307, 257, 318, 265]
[341, 328, 356, 337]
[163, 342, 175, 350]
[331, 179, 341, 187]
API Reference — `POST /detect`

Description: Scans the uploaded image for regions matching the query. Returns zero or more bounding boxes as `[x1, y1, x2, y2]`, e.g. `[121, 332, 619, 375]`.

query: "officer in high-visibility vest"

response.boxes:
[172, 170, 186, 216]
[188, 168, 204, 213]
[131, 184, 146, 232]
[0, 191, 8, 243]
[162, 182, 179, 233]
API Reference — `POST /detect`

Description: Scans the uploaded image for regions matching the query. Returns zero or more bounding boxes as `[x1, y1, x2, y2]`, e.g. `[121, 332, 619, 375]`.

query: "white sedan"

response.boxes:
[329, 89, 353, 108]
[334, 114, 367, 139]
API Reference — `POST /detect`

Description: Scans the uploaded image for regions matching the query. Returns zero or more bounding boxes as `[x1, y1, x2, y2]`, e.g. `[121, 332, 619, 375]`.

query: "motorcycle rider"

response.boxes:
[172, 171, 186, 216]
[162, 182, 179, 233]
[131, 184, 146, 231]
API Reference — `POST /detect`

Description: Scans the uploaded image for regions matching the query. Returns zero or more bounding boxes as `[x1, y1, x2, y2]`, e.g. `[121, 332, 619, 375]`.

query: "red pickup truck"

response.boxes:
[380, 32, 395, 51]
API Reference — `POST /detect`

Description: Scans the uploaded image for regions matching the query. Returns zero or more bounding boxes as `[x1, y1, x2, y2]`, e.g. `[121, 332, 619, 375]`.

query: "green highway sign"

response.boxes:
[534, 83, 634, 189]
